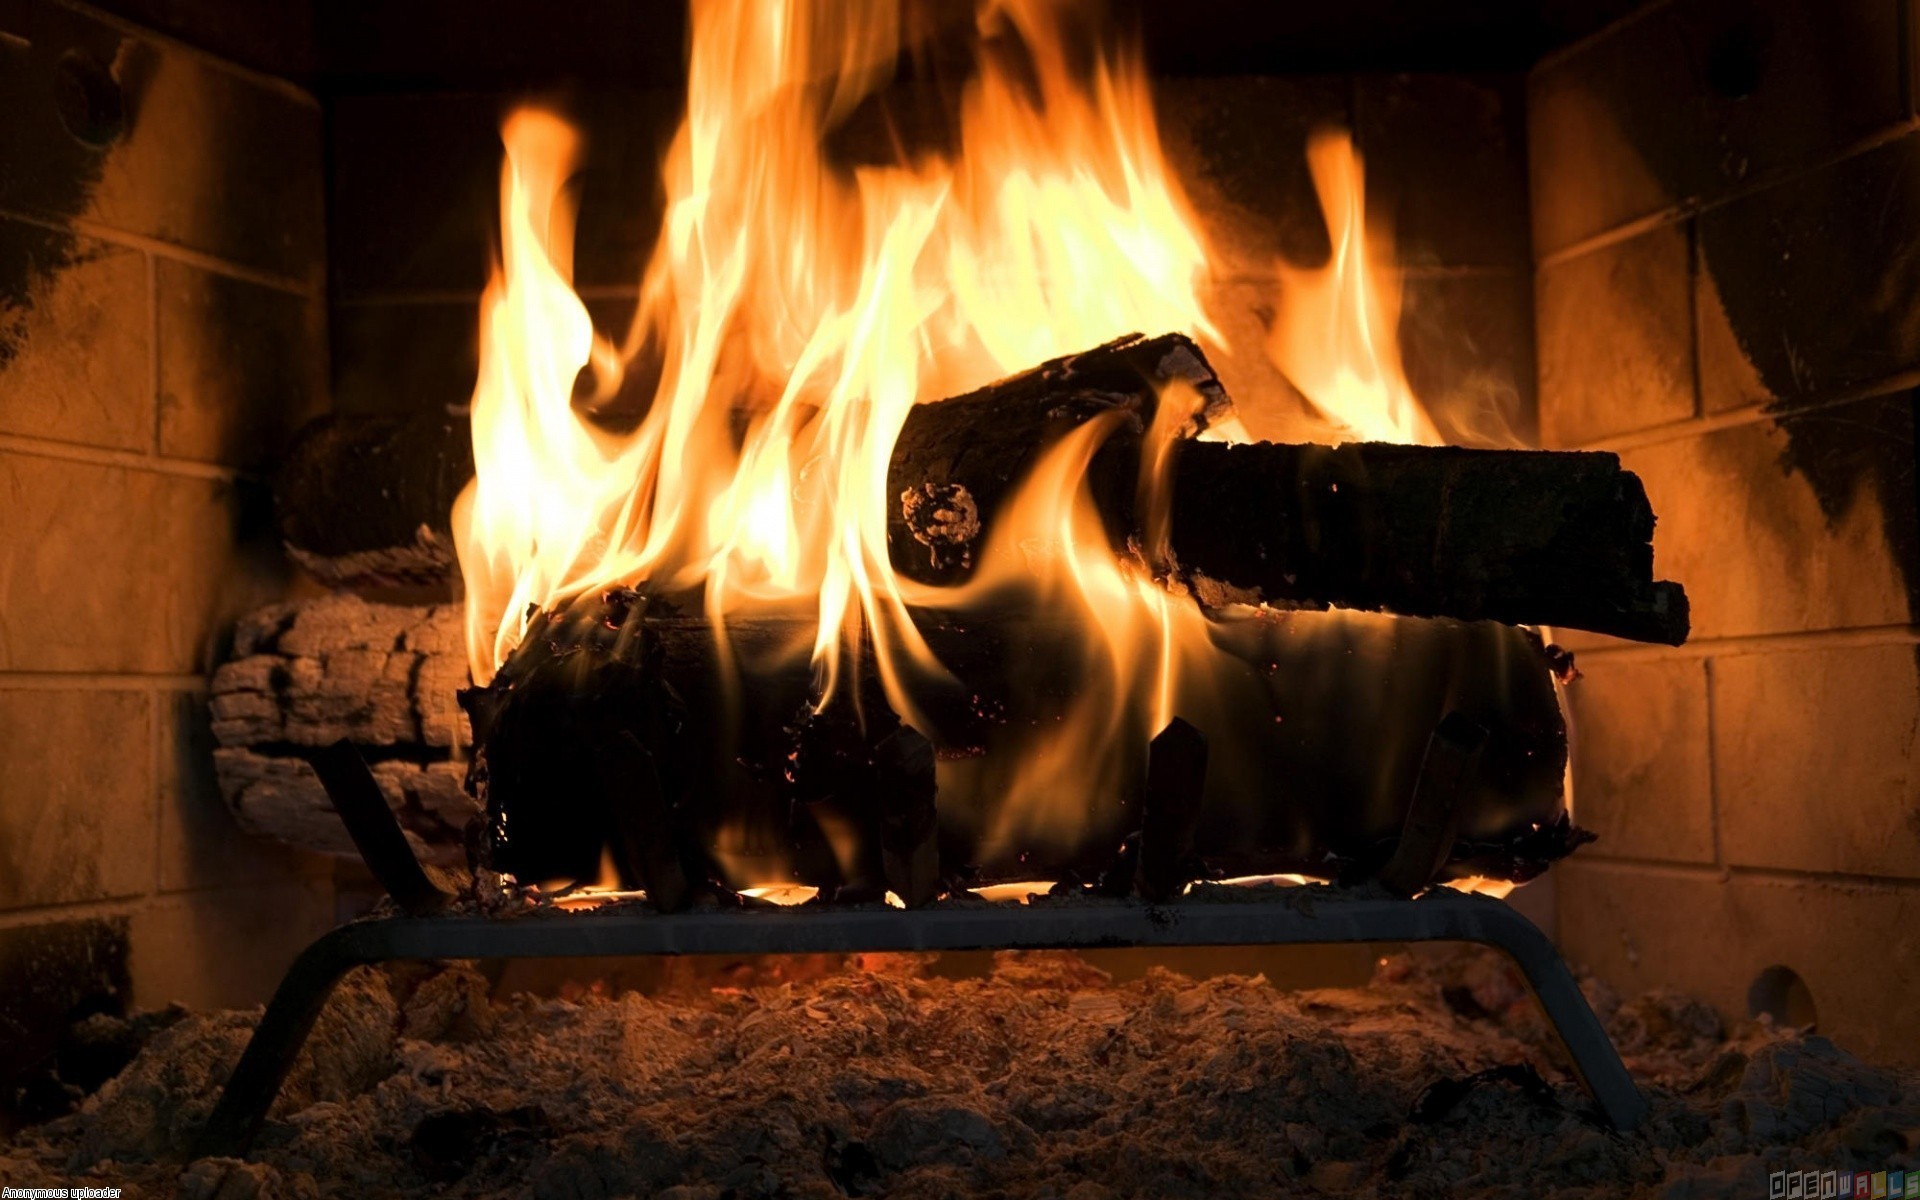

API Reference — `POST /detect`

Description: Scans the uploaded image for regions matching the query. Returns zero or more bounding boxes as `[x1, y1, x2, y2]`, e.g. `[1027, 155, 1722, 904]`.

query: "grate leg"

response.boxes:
[191, 889, 1645, 1158]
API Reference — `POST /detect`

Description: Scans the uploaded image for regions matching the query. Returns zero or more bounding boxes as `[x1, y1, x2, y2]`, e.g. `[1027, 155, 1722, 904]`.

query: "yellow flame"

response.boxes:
[1266, 131, 1440, 446]
[455, 1, 1479, 890]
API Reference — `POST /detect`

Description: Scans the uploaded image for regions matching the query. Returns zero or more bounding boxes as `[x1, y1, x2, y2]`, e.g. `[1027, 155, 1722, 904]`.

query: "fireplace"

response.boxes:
[2, 0, 1917, 1195]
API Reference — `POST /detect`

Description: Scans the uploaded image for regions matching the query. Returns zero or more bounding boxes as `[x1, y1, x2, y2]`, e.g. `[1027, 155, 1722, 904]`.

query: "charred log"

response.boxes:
[276, 410, 472, 588]
[273, 334, 1686, 645]
[1135, 717, 1208, 903]
[884, 334, 1688, 645]
[466, 589, 1575, 894]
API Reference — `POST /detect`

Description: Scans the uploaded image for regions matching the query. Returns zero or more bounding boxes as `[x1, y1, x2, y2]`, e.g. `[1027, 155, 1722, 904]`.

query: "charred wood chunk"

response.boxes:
[309, 740, 460, 913]
[1136, 717, 1208, 903]
[1167, 441, 1689, 645]
[464, 590, 1576, 892]
[1374, 712, 1489, 897]
[875, 725, 941, 908]
[885, 332, 1686, 644]
[593, 731, 692, 912]
[466, 628, 697, 888]
[886, 331, 1233, 589]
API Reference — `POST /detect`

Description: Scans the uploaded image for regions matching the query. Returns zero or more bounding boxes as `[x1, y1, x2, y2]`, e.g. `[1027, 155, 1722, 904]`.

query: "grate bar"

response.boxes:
[192, 886, 1646, 1157]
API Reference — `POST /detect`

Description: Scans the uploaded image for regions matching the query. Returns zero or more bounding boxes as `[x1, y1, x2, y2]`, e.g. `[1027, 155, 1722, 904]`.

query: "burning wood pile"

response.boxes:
[217, 324, 1682, 907]
[209, 0, 1690, 911]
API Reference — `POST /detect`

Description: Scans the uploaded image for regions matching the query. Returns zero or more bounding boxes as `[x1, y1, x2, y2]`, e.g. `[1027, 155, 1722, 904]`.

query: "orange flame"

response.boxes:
[455, 1, 1492, 891]
[1267, 131, 1440, 446]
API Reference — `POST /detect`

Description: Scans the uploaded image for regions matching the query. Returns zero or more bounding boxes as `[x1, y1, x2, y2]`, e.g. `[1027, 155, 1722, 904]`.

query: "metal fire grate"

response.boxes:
[190, 745, 1647, 1158]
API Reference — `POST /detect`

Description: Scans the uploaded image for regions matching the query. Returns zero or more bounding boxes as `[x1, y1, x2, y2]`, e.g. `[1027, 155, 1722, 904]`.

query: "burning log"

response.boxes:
[886, 333, 1688, 645]
[874, 725, 942, 908]
[206, 585, 1579, 896]
[464, 590, 1575, 894]
[273, 334, 1685, 644]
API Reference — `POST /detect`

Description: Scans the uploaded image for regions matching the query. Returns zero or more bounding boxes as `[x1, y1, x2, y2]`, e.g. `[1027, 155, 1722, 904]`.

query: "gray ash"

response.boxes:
[3, 949, 1914, 1199]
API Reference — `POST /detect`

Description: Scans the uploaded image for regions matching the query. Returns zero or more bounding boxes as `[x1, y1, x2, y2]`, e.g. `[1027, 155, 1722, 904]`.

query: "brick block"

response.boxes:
[1538, 223, 1695, 447]
[1565, 657, 1714, 863]
[130, 879, 333, 1010]
[0, 0, 322, 282]
[157, 259, 325, 468]
[1355, 73, 1529, 269]
[1556, 860, 1920, 1065]
[1612, 392, 1918, 641]
[1696, 133, 1920, 410]
[1529, 0, 1902, 254]
[0, 689, 153, 907]
[1154, 75, 1351, 279]
[0, 219, 149, 452]
[327, 91, 503, 298]
[0, 452, 288, 673]
[158, 689, 326, 893]
[0, 918, 130, 1102]
[1713, 644, 1920, 878]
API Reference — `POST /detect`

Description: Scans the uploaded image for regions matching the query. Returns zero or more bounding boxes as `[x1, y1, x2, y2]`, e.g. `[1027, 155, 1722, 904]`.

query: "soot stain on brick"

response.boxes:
[0, 13, 157, 372]
[0, 224, 100, 372]
[1777, 394, 1920, 623]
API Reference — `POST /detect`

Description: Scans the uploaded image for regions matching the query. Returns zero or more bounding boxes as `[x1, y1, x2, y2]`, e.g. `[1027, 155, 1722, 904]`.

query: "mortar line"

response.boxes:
[1567, 855, 1920, 892]
[1568, 624, 1920, 663]
[1702, 657, 1722, 867]
[147, 249, 162, 456]
[0, 672, 209, 689]
[0, 432, 248, 482]
[0, 206, 318, 297]
[0, 896, 148, 931]
[1565, 370, 1920, 455]
[1530, 0, 1680, 76]
[1535, 118, 1920, 269]
[48, 0, 320, 108]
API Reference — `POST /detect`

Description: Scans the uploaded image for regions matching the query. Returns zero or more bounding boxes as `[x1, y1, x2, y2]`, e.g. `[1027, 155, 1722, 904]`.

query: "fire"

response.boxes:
[455, 0, 1505, 893]
[1266, 131, 1441, 446]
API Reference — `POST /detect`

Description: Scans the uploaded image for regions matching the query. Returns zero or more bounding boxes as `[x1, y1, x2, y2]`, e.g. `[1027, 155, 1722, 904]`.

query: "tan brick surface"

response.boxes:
[1713, 644, 1920, 879]
[0, 688, 153, 907]
[157, 260, 325, 468]
[1610, 401, 1915, 641]
[0, 451, 286, 673]
[1557, 860, 1920, 1065]
[0, 223, 150, 452]
[1566, 657, 1715, 863]
[130, 878, 335, 1010]
[1538, 224, 1695, 447]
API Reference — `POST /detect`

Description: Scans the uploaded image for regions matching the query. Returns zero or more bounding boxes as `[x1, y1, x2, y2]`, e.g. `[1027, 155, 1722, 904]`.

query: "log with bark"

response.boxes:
[885, 333, 1687, 644]
[209, 596, 476, 867]
[464, 589, 1579, 898]
[274, 334, 1687, 645]
[209, 587, 1583, 896]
